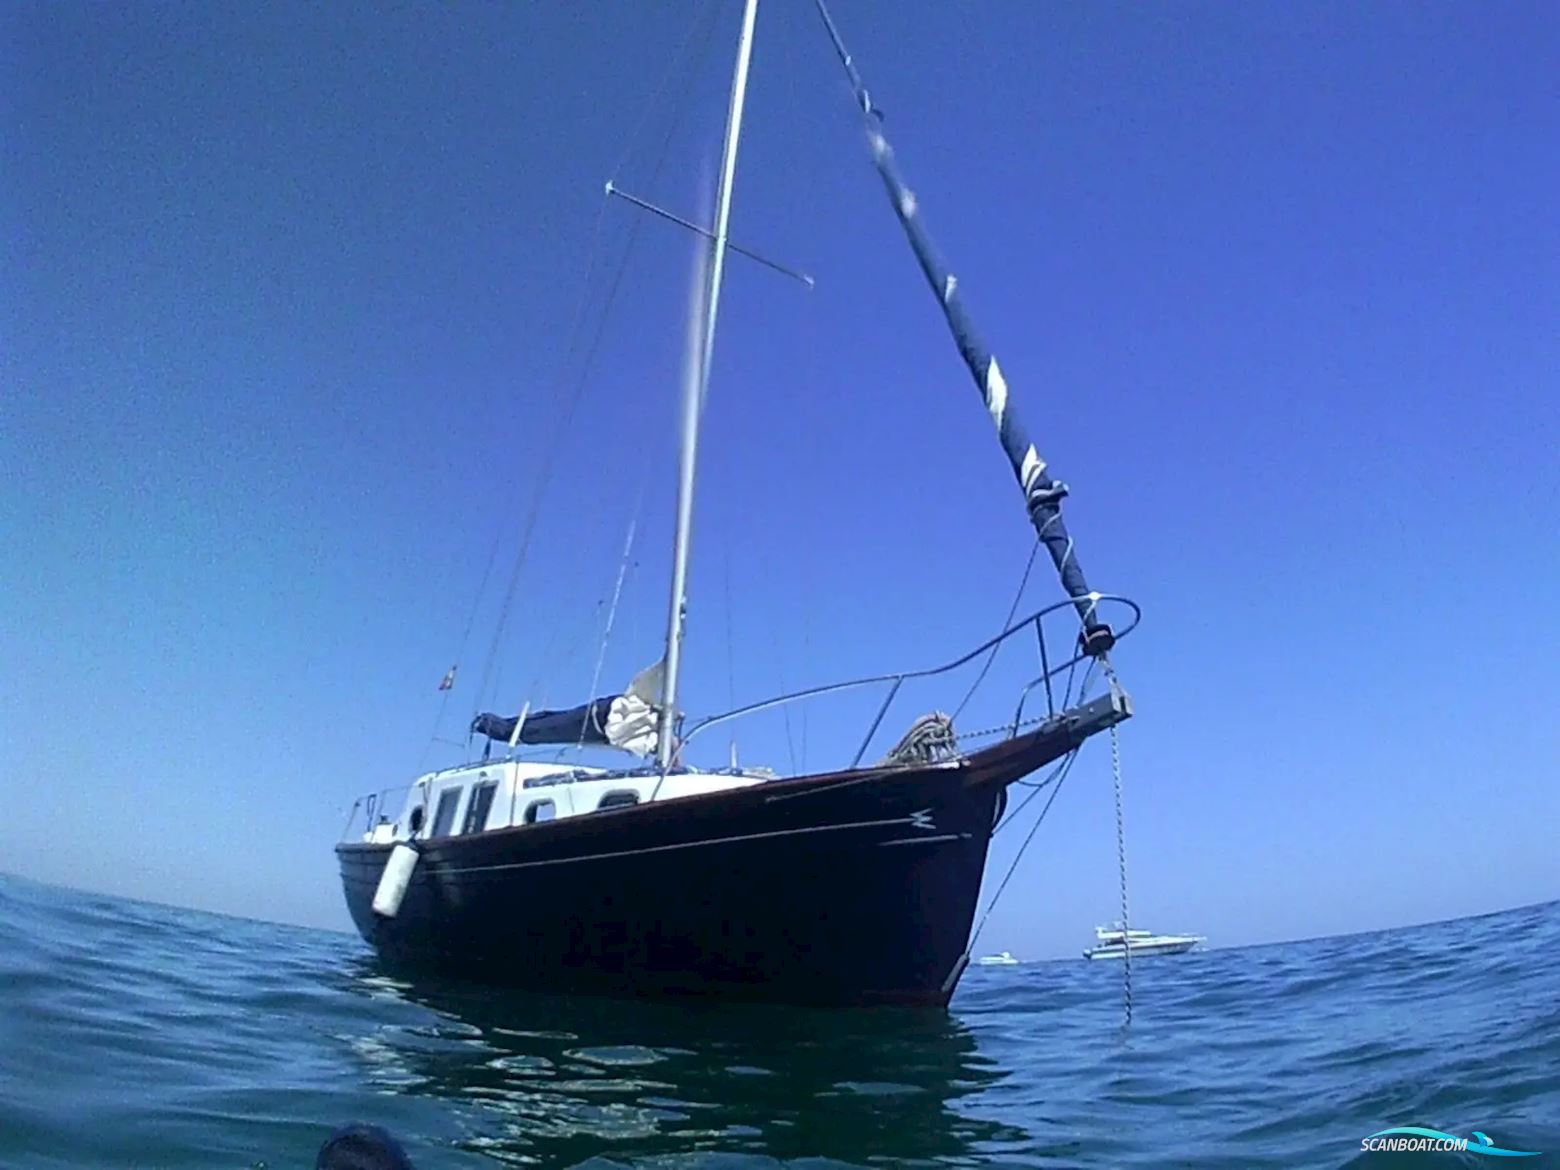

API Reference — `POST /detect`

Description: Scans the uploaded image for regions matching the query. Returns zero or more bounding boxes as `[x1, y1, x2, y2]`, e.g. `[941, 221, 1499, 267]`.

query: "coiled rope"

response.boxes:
[880, 712, 959, 767]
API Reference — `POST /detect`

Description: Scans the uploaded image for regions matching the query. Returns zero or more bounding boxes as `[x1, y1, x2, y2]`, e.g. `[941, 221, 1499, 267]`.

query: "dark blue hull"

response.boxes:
[338, 723, 1107, 1007]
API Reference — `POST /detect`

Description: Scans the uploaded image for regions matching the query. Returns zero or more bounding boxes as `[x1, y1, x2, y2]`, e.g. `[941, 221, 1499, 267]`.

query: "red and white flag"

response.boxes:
[437, 665, 457, 692]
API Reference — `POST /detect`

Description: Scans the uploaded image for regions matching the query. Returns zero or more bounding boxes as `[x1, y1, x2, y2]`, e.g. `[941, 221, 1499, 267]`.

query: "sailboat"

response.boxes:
[335, 0, 1139, 1009]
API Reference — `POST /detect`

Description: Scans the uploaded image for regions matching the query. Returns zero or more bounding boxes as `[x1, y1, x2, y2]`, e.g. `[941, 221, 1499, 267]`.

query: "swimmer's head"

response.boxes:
[315, 1124, 414, 1170]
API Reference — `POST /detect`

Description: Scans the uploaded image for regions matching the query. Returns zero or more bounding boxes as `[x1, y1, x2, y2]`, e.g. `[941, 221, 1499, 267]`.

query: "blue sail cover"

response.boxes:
[473, 664, 663, 756]
[470, 662, 663, 756]
[471, 700, 617, 748]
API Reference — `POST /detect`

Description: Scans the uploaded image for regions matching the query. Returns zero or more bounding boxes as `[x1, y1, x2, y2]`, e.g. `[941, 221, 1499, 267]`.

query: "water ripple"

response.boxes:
[2, 875, 1557, 1169]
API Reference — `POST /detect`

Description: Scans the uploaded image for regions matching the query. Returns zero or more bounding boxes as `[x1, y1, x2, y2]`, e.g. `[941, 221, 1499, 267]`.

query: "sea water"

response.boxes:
[1, 874, 1554, 1169]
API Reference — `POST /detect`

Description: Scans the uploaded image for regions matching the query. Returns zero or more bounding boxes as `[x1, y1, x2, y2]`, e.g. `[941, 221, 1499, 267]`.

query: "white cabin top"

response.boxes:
[361, 761, 772, 845]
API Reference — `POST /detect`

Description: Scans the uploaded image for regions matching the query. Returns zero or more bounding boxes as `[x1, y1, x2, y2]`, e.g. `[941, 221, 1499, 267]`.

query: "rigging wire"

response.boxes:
[608, 0, 724, 190]
[798, 583, 810, 773]
[726, 126, 825, 774]
[795, 231, 823, 775]
[969, 748, 1080, 950]
[466, 0, 726, 728]
[774, 624, 800, 776]
[951, 536, 1042, 725]
[520, 587, 599, 709]
[722, 540, 737, 763]
[577, 479, 650, 749]
[469, 200, 608, 721]
[415, 476, 516, 769]
[518, 449, 650, 713]
[1060, 651, 1089, 713]
[993, 745, 1072, 832]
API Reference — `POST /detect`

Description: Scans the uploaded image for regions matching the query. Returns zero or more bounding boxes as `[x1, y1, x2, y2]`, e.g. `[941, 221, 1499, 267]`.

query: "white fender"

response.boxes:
[372, 842, 420, 918]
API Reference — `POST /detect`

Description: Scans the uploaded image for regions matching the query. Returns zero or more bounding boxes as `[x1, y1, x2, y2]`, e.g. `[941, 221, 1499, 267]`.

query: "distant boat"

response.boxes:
[975, 951, 1020, 966]
[1083, 925, 1204, 960]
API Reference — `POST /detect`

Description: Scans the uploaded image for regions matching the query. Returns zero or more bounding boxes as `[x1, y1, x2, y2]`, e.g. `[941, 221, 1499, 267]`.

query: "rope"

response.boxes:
[879, 712, 958, 767]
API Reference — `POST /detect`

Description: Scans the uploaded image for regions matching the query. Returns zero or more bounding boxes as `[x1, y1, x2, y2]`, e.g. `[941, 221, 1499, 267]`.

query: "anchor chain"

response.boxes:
[1104, 657, 1133, 1027]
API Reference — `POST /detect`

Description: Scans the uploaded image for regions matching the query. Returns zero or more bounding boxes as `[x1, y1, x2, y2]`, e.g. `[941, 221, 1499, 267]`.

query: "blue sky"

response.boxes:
[4, 1, 1555, 955]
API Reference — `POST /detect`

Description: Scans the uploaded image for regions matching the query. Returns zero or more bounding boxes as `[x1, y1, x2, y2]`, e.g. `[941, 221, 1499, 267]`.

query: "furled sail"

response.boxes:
[812, 0, 1114, 656]
[470, 662, 663, 757]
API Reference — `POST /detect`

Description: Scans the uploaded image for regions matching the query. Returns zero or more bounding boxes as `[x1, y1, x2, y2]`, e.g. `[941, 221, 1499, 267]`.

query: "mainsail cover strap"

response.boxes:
[810, 0, 1114, 656]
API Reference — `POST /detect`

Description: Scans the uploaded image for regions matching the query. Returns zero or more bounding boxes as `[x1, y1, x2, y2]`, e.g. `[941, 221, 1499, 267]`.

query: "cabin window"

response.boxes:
[461, 781, 498, 835]
[429, 788, 462, 838]
[598, 789, 641, 811]
[524, 799, 556, 824]
[408, 805, 425, 834]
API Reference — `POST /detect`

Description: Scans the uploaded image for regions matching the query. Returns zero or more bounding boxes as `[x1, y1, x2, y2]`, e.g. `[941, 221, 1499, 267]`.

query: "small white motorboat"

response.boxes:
[975, 951, 1020, 966]
[1083, 925, 1204, 960]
